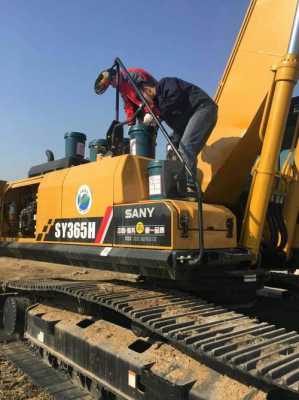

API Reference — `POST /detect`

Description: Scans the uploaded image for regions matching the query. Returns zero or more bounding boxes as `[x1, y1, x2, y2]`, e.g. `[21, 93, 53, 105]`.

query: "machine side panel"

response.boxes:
[199, 0, 298, 205]
[37, 156, 149, 245]
[60, 159, 115, 219]
[35, 169, 69, 236]
[113, 155, 149, 204]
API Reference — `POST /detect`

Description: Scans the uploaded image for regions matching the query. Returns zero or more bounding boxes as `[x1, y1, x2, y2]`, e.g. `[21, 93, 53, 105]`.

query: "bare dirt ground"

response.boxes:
[0, 349, 53, 400]
[0, 256, 136, 283]
[0, 257, 137, 400]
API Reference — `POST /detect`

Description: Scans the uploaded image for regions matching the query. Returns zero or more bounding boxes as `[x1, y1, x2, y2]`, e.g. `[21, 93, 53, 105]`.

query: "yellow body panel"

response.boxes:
[1, 155, 236, 251]
[8, 176, 43, 189]
[60, 155, 149, 218]
[167, 200, 236, 249]
[281, 134, 299, 259]
[113, 155, 149, 204]
[35, 155, 149, 237]
[35, 169, 68, 235]
[61, 158, 115, 219]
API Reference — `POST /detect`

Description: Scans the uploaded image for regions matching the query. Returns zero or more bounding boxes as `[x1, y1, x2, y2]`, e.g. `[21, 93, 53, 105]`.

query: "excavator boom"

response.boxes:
[199, 0, 298, 205]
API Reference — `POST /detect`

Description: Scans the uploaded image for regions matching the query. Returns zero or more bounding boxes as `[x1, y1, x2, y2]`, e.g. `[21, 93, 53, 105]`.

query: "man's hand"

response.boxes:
[143, 113, 156, 126]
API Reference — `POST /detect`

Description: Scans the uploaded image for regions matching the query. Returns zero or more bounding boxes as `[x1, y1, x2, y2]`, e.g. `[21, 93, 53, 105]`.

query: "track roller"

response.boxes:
[3, 296, 31, 337]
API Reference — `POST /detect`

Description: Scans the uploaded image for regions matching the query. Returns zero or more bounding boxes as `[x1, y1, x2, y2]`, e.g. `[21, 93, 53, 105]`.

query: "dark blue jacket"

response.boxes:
[156, 77, 216, 137]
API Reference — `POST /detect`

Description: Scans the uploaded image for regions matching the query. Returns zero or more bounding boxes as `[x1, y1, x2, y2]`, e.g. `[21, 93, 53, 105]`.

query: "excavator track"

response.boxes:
[3, 278, 299, 398]
[0, 338, 94, 400]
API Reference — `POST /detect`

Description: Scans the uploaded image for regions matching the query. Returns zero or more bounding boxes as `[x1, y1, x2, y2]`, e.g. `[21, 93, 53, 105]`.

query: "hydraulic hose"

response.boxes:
[275, 202, 288, 251]
[268, 203, 280, 248]
[266, 206, 278, 249]
[113, 57, 204, 265]
[265, 202, 288, 252]
[115, 63, 120, 122]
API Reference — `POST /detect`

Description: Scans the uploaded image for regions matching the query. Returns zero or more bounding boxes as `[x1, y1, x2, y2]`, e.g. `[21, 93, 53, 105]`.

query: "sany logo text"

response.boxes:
[124, 207, 155, 219]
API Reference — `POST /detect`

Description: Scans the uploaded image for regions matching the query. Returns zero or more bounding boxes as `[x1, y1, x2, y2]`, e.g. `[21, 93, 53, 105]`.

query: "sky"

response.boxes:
[0, 0, 251, 180]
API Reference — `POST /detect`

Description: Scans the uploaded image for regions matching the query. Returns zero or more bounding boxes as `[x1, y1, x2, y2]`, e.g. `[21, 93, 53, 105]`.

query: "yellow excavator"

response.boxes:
[1, 1, 299, 398]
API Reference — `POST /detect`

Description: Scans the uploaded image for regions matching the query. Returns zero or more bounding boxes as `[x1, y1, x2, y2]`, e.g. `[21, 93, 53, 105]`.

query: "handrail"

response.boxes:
[113, 57, 205, 265]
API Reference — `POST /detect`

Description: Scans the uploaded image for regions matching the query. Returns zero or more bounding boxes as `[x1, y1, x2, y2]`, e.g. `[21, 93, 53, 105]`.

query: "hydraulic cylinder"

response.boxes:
[241, 2, 299, 260]
[241, 55, 299, 260]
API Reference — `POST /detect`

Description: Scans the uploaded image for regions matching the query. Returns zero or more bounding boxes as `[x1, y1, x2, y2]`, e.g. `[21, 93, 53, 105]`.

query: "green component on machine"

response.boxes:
[128, 124, 155, 159]
[64, 132, 87, 159]
[148, 160, 164, 200]
[89, 139, 107, 161]
[148, 159, 187, 200]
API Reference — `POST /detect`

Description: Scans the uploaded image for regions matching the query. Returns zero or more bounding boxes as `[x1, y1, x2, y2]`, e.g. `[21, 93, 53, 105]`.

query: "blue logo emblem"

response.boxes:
[76, 185, 92, 215]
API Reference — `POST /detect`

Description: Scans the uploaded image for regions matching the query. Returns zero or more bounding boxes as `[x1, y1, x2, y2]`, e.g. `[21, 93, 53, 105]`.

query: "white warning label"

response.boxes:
[149, 175, 161, 196]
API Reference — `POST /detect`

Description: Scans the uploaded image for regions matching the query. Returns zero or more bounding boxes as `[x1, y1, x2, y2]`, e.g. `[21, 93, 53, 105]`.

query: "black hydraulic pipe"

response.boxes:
[265, 202, 288, 252]
[267, 204, 279, 248]
[115, 64, 120, 121]
[113, 57, 204, 264]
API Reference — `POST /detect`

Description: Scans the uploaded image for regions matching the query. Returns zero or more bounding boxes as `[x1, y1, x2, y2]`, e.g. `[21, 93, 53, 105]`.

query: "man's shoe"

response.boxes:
[185, 184, 197, 200]
[187, 184, 196, 193]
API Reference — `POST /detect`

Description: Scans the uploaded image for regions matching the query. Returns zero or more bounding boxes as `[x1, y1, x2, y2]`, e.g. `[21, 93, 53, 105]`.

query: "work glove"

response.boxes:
[143, 113, 157, 127]
[127, 104, 144, 126]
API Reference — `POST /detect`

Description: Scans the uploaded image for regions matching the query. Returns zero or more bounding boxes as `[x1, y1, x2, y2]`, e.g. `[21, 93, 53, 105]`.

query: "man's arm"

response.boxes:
[122, 94, 137, 125]
[158, 77, 189, 115]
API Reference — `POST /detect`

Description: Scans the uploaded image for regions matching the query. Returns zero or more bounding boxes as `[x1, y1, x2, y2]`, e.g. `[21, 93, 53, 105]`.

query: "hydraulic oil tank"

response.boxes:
[64, 132, 86, 159]
[88, 139, 107, 161]
[128, 124, 155, 158]
[148, 160, 187, 199]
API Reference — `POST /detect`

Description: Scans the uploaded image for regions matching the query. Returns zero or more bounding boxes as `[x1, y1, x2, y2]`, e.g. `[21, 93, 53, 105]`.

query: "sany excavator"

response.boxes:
[1, 1, 299, 398]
